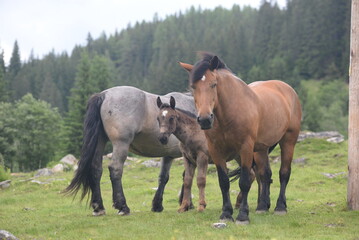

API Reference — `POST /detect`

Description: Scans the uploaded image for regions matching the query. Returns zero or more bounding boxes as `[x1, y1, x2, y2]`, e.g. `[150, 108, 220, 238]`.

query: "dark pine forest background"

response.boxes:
[0, 0, 352, 172]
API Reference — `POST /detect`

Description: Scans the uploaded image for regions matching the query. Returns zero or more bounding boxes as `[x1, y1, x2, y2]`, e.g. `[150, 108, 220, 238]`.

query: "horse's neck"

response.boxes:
[215, 72, 257, 116]
[174, 111, 197, 144]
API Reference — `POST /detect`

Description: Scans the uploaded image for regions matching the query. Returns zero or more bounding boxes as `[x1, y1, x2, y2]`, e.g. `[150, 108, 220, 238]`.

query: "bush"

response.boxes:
[0, 165, 10, 182]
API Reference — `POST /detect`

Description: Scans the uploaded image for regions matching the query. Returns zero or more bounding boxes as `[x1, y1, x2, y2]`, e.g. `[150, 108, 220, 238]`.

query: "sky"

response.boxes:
[0, 0, 285, 65]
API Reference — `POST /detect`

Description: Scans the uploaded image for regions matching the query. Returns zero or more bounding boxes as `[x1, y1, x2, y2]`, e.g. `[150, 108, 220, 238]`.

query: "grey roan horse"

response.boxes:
[64, 86, 196, 216]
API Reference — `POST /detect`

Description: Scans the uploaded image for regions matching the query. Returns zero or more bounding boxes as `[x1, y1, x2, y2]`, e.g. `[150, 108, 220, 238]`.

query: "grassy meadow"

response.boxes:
[0, 138, 358, 240]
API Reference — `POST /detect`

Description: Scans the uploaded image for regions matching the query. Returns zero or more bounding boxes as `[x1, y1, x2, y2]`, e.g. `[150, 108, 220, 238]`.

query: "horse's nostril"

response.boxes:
[197, 116, 201, 123]
[210, 113, 214, 119]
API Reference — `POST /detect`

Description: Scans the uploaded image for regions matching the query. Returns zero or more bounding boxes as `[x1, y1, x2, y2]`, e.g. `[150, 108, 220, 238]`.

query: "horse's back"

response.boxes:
[100, 86, 195, 158]
[249, 80, 301, 118]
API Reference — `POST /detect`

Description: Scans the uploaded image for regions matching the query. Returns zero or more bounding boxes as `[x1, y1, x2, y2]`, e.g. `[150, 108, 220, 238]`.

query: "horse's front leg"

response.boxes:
[236, 149, 254, 225]
[178, 156, 196, 213]
[196, 152, 209, 212]
[152, 156, 174, 212]
[109, 141, 130, 215]
[216, 163, 233, 221]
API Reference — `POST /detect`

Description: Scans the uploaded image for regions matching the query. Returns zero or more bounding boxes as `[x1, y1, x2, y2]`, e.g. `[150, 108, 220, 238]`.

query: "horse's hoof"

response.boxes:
[92, 210, 106, 216]
[151, 205, 164, 212]
[219, 216, 234, 223]
[236, 220, 250, 225]
[274, 210, 287, 215]
[255, 209, 268, 214]
[177, 207, 187, 213]
[118, 210, 130, 216]
[197, 206, 205, 212]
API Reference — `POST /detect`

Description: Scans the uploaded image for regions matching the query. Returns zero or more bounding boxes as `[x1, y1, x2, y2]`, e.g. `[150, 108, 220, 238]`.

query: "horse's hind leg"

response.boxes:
[253, 151, 272, 213]
[275, 133, 298, 214]
[235, 167, 255, 209]
[152, 156, 174, 212]
[91, 136, 107, 216]
[109, 140, 131, 215]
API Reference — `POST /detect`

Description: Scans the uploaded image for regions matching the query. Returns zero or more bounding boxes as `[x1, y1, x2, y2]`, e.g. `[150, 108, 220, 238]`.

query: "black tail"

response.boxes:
[228, 143, 278, 183]
[63, 93, 107, 200]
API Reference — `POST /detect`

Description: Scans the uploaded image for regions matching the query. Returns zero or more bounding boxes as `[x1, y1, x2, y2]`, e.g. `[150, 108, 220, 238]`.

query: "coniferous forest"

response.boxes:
[0, 0, 352, 172]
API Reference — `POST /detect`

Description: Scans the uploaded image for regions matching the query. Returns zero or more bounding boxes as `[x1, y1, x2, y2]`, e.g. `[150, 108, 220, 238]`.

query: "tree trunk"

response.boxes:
[348, 0, 359, 210]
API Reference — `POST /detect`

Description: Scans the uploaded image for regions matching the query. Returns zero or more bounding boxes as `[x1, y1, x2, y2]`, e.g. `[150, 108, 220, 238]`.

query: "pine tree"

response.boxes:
[8, 41, 21, 76]
[90, 54, 112, 91]
[0, 50, 6, 101]
[7, 41, 22, 100]
[64, 51, 97, 156]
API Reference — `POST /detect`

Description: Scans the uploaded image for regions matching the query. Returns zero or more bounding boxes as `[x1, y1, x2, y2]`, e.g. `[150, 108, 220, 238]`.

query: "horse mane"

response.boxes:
[160, 103, 197, 119]
[190, 52, 231, 85]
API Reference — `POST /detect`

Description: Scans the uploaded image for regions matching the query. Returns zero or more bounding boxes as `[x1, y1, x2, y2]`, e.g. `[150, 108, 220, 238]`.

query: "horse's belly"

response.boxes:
[129, 133, 181, 158]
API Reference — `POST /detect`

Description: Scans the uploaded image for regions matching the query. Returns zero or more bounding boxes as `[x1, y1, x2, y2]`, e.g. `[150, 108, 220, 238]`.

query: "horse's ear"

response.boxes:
[209, 56, 219, 71]
[156, 96, 162, 108]
[170, 96, 176, 109]
[178, 62, 193, 73]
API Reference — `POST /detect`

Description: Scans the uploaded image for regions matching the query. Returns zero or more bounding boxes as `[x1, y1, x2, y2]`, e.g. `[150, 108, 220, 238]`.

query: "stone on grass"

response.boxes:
[52, 163, 64, 173]
[60, 154, 77, 166]
[0, 230, 19, 240]
[212, 222, 227, 229]
[142, 159, 161, 168]
[35, 168, 53, 177]
[0, 180, 11, 189]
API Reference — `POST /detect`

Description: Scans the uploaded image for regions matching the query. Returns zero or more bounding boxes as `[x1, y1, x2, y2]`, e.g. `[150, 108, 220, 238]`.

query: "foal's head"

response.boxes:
[179, 53, 228, 130]
[156, 96, 178, 145]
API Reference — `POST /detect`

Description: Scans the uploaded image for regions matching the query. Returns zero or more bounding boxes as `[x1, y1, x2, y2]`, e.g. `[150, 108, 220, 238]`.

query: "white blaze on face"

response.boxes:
[162, 110, 168, 117]
[201, 75, 206, 81]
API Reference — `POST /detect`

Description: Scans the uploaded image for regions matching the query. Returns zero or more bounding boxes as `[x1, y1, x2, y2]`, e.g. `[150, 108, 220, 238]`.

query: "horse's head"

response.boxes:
[179, 53, 225, 130]
[156, 96, 178, 145]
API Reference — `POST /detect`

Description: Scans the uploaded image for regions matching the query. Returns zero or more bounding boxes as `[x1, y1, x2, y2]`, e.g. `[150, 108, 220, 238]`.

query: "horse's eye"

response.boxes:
[211, 83, 217, 88]
[169, 117, 174, 123]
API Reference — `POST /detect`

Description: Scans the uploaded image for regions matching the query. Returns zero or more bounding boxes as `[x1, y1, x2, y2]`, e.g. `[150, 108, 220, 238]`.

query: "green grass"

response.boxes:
[1, 139, 358, 240]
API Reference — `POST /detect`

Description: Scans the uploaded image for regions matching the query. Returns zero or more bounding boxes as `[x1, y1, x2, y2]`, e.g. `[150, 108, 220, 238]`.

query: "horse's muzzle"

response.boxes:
[158, 135, 169, 145]
[197, 113, 214, 130]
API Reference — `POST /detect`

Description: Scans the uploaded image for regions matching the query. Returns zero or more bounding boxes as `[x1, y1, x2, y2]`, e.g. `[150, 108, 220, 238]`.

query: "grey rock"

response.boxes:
[52, 163, 64, 173]
[212, 222, 227, 228]
[60, 154, 77, 166]
[0, 180, 11, 189]
[327, 136, 344, 143]
[297, 131, 344, 142]
[35, 168, 53, 177]
[0, 230, 19, 240]
[142, 159, 161, 168]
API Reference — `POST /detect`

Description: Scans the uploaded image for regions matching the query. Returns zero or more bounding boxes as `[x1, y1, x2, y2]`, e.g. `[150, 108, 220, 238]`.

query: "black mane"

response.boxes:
[190, 52, 230, 85]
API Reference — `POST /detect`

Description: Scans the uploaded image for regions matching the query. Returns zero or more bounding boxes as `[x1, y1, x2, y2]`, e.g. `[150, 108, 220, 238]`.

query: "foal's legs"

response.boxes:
[275, 133, 297, 214]
[178, 156, 196, 213]
[109, 140, 131, 215]
[152, 156, 174, 212]
[196, 152, 208, 212]
[253, 151, 272, 213]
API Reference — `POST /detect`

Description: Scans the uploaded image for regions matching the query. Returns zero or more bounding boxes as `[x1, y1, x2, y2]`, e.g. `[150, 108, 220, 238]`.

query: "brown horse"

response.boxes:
[156, 96, 264, 213]
[179, 53, 302, 224]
